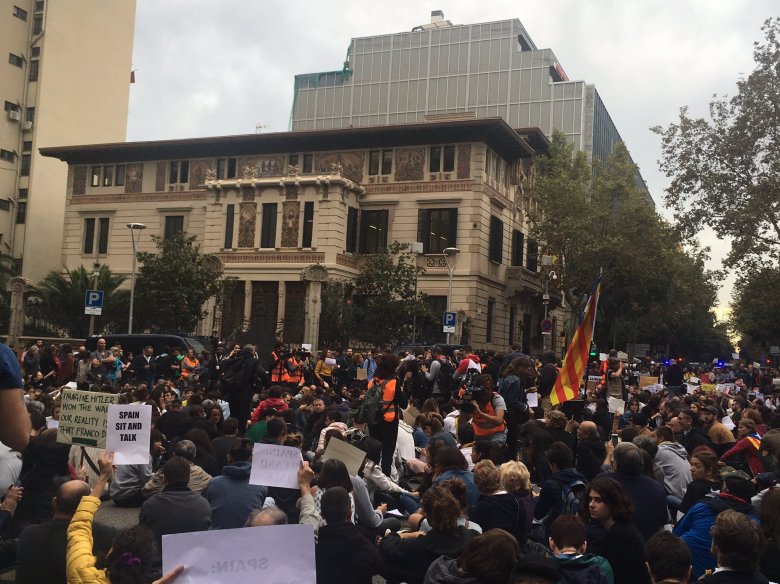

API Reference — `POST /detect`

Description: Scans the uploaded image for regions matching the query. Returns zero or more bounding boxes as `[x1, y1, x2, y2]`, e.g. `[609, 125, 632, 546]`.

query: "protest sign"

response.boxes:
[721, 416, 735, 431]
[645, 384, 664, 394]
[608, 397, 625, 414]
[587, 376, 602, 383]
[639, 376, 659, 388]
[700, 384, 715, 393]
[47, 418, 59, 430]
[322, 437, 366, 476]
[57, 389, 117, 448]
[106, 405, 152, 465]
[248, 444, 302, 489]
[162, 524, 315, 584]
[686, 384, 698, 394]
[356, 367, 367, 380]
[526, 392, 539, 408]
[716, 383, 736, 395]
[731, 352, 740, 361]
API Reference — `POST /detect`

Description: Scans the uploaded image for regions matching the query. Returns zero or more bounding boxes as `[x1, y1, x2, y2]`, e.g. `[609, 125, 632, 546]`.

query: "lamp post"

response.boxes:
[410, 242, 423, 345]
[443, 247, 460, 345]
[541, 254, 556, 352]
[127, 223, 146, 334]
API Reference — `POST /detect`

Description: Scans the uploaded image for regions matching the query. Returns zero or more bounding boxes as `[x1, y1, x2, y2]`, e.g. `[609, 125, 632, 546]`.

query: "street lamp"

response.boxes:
[443, 247, 460, 344]
[127, 223, 146, 334]
[409, 242, 423, 345]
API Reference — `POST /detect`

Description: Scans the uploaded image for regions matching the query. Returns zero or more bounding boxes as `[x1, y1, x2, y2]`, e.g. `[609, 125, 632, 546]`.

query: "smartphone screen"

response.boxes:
[611, 433, 619, 446]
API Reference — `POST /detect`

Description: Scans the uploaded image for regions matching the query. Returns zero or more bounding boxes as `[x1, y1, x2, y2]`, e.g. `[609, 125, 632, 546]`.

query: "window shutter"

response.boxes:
[448, 208, 458, 247]
[417, 209, 428, 253]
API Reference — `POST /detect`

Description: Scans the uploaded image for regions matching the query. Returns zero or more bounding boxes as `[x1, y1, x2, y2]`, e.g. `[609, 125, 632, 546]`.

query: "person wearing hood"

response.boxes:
[249, 385, 288, 425]
[453, 345, 481, 381]
[537, 350, 559, 415]
[203, 438, 269, 529]
[653, 426, 692, 500]
[673, 469, 759, 579]
[424, 529, 520, 584]
[534, 441, 588, 538]
[720, 418, 765, 477]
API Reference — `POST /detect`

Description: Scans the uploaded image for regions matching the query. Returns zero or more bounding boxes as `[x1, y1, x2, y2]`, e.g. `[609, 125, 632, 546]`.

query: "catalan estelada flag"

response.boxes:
[550, 275, 602, 406]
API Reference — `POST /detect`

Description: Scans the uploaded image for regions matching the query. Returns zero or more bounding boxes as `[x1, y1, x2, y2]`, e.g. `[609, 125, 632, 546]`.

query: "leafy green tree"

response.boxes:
[31, 265, 129, 337]
[730, 266, 780, 353]
[0, 253, 19, 331]
[133, 233, 225, 333]
[319, 280, 355, 349]
[652, 18, 780, 268]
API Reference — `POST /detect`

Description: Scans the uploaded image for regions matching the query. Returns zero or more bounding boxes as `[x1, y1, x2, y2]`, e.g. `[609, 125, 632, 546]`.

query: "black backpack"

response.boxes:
[221, 356, 244, 385]
[436, 360, 456, 396]
[560, 478, 588, 515]
[355, 379, 391, 425]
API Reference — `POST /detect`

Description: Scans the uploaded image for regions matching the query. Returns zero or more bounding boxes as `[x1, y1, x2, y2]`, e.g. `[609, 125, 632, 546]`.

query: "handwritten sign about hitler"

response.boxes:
[106, 405, 152, 465]
[248, 444, 302, 489]
[162, 524, 316, 584]
[56, 389, 117, 448]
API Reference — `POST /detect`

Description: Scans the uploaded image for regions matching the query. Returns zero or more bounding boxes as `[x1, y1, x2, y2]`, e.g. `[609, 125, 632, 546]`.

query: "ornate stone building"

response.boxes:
[42, 118, 563, 354]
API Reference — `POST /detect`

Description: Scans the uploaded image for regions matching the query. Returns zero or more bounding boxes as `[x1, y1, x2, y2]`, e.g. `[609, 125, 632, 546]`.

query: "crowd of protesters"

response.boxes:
[0, 337, 779, 584]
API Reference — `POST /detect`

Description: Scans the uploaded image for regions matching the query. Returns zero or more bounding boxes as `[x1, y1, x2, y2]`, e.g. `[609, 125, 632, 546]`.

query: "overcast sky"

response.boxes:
[126, 0, 777, 318]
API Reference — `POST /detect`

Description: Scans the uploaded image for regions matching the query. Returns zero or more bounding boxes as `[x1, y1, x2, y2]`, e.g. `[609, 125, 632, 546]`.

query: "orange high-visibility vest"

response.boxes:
[270, 352, 284, 383]
[472, 393, 506, 437]
[370, 377, 399, 423]
[281, 357, 303, 384]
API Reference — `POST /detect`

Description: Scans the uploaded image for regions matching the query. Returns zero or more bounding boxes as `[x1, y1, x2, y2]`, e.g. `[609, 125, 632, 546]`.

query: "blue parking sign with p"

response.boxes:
[85, 290, 104, 315]
[443, 311, 457, 333]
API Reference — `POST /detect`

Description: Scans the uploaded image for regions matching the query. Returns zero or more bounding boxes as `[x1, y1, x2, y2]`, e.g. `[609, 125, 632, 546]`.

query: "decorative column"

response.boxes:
[6, 277, 28, 348]
[301, 265, 328, 353]
[276, 281, 286, 341]
[243, 280, 253, 332]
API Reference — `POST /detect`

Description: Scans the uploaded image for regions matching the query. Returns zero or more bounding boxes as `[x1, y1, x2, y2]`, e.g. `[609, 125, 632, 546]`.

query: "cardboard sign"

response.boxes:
[321, 437, 366, 476]
[608, 397, 625, 414]
[639, 376, 659, 388]
[57, 389, 117, 448]
[162, 524, 315, 584]
[248, 444, 302, 489]
[106, 405, 152, 465]
[700, 384, 715, 393]
[356, 367, 367, 380]
[526, 392, 539, 408]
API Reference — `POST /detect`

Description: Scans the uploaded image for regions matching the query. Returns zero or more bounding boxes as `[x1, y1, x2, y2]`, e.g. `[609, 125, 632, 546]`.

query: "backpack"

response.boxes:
[436, 360, 456, 396]
[560, 478, 588, 515]
[221, 356, 244, 385]
[355, 379, 391, 425]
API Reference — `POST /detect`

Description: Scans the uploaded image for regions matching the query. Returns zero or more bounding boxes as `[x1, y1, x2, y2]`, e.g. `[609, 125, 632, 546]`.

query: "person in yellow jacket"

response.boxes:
[66, 451, 185, 584]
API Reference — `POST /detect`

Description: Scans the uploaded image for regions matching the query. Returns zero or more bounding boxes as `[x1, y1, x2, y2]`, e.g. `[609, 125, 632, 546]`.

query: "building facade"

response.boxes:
[42, 119, 563, 354]
[0, 0, 136, 281]
[291, 12, 648, 196]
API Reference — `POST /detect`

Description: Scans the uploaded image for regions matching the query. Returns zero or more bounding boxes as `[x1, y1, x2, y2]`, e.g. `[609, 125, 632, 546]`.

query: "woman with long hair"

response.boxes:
[583, 476, 649, 584]
[499, 356, 535, 460]
[314, 349, 335, 389]
[471, 460, 533, 546]
[679, 447, 721, 515]
[720, 418, 765, 477]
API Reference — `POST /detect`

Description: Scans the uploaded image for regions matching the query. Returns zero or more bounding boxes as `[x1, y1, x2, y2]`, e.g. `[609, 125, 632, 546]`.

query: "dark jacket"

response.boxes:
[380, 526, 475, 584]
[699, 571, 769, 584]
[538, 351, 558, 398]
[423, 556, 478, 584]
[576, 438, 606, 481]
[316, 522, 384, 584]
[157, 410, 187, 440]
[600, 471, 668, 541]
[129, 354, 155, 387]
[550, 553, 614, 584]
[203, 461, 267, 529]
[139, 486, 212, 549]
[534, 467, 588, 525]
[602, 521, 650, 584]
[220, 351, 268, 396]
[15, 518, 114, 584]
[471, 491, 533, 546]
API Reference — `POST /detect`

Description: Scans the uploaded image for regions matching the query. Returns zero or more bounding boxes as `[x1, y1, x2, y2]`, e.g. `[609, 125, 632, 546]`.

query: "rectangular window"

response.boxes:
[260, 203, 277, 248]
[417, 208, 457, 254]
[489, 216, 503, 263]
[102, 165, 113, 186]
[20, 154, 30, 176]
[9, 54, 23, 68]
[31, 47, 40, 57]
[368, 150, 393, 175]
[115, 164, 125, 186]
[169, 160, 189, 184]
[287, 154, 298, 167]
[15, 202, 26, 224]
[164, 216, 184, 240]
[302, 154, 313, 173]
[346, 207, 358, 253]
[0, 200, 10, 212]
[359, 209, 389, 254]
[509, 305, 517, 345]
[18, 188, 27, 199]
[302, 201, 314, 247]
[97, 217, 110, 254]
[32, 15, 42, 34]
[511, 230, 524, 266]
[429, 145, 456, 173]
[13, 6, 27, 20]
[486, 299, 495, 343]
[83, 218, 95, 254]
[35, 1, 44, 11]
[216, 158, 237, 179]
[91, 166, 101, 187]
[4, 101, 19, 113]
[224, 204, 235, 249]
[25, 107, 34, 123]
[22, 141, 32, 152]
[0, 150, 15, 163]
[527, 239, 539, 272]
[28, 60, 39, 81]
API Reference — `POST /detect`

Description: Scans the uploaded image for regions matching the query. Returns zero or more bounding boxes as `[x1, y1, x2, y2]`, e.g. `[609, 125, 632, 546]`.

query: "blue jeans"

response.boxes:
[398, 493, 420, 515]
[668, 385, 684, 398]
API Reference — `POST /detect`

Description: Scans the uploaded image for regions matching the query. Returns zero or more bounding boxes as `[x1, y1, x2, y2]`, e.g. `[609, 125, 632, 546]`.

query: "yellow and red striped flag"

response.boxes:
[550, 276, 602, 406]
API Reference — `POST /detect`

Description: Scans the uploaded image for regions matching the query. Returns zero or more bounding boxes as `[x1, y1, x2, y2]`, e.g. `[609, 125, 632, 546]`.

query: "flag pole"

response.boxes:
[580, 268, 603, 399]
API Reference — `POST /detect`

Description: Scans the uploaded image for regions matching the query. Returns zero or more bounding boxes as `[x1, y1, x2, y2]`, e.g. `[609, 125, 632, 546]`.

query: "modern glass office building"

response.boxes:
[291, 12, 648, 195]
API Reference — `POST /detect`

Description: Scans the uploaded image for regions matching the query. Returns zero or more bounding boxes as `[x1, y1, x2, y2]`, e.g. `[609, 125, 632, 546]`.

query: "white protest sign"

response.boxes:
[645, 384, 664, 394]
[608, 397, 626, 414]
[322, 437, 366, 476]
[248, 444, 302, 489]
[47, 418, 59, 430]
[716, 383, 736, 395]
[57, 389, 117, 448]
[162, 524, 315, 584]
[686, 384, 698, 394]
[721, 416, 735, 431]
[526, 392, 539, 408]
[731, 353, 740, 361]
[106, 405, 152, 465]
[587, 376, 602, 383]
[301, 343, 312, 352]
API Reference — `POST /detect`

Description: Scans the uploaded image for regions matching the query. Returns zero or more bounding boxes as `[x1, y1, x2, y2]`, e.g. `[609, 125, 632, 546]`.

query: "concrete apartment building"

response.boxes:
[291, 12, 648, 194]
[0, 0, 136, 282]
[42, 119, 563, 353]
